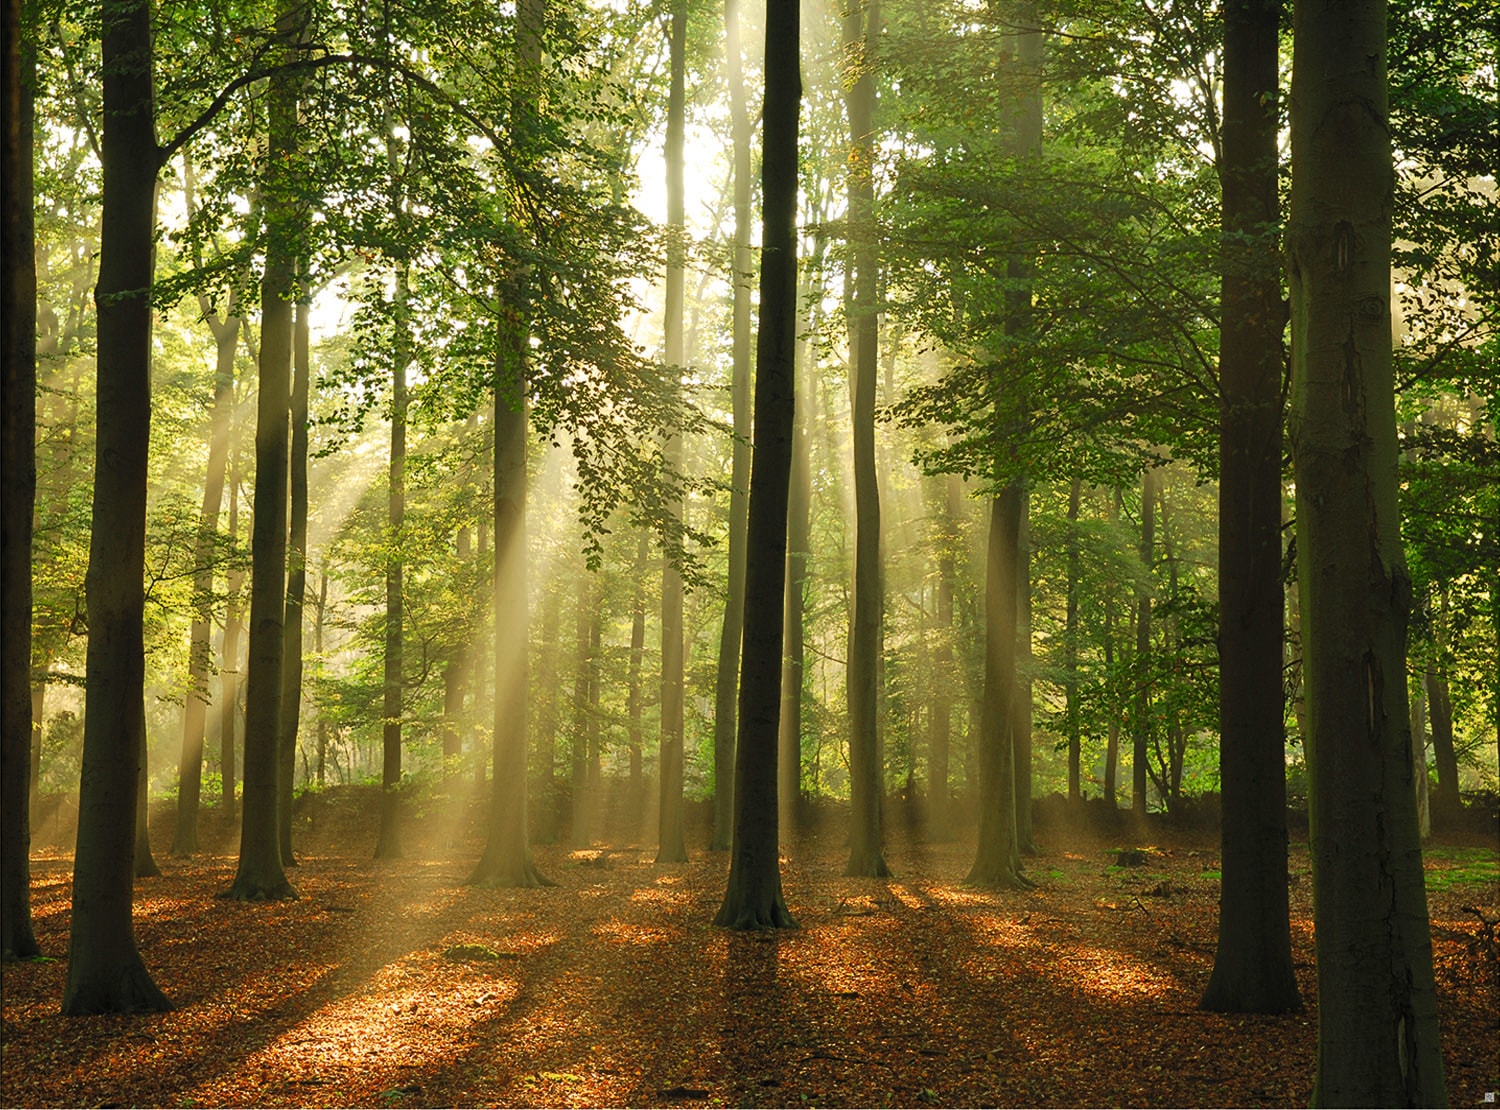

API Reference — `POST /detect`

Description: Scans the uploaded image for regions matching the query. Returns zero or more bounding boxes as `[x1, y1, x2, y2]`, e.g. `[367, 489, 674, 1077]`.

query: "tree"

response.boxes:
[1287, 0, 1445, 1095]
[842, 0, 890, 879]
[226, 0, 303, 903]
[278, 287, 311, 865]
[2, 0, 41, 962]
[62, 0, 171, 1013]
[656, 0, 689, 865]
[715, 0, 800, 931]
[711, 0, 755, 854]
[1132, 466, 1155, 815]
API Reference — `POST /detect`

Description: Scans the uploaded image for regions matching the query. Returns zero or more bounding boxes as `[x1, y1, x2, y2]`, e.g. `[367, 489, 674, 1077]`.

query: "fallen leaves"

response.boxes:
[1, 789, 1495, 1108]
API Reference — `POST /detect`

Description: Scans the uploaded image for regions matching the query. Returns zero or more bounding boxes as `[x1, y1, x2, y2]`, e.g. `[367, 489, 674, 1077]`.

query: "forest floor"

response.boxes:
[3, 786, 1497, 1109]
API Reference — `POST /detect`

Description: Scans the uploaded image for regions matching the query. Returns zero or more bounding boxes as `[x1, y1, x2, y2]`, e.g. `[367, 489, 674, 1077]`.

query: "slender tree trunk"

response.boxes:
[277, 283, 310, 866]
[133, 704, 159, 878]
[712, 0, 755, 853]
[1064, 477, 1082, 803]
[469, 0, 550, 889]
[1424, 661, 1459, 822]
[315, 564, 327, 787]
[1013, 490, 1035, 851]
[226, 0, 301, 902]
[842, 0, 889, 879]
[967, 486, 1029, 888]
[221, 437, 243, 815]
[928, 475, 961, 839]
[627, 536, 647, 800]
[536, 580, 561, 843]
[1288, 0, 1445, 1092]
[375, 267, 409, 861]
[1132, 467, 1155, 816]
[715, 0, 799, 929]
[657, 0, 689, 865]
[62, 0, 171, 1011]
[571, 573, 594, 846]
[1409, 673, 1430, 839]
[1200, 0, 1299, 1012]
[1, 0, 40, 960]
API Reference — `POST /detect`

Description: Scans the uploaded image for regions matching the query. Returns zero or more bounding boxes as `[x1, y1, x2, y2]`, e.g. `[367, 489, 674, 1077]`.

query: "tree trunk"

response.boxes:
[570, 571, 592, 845]
[315, 565, 327, 787]
[712, 0, 755, 854]
[221, 435, 244, 816]
[375, 267, 409, 862]
[928, 475, 961, 839]
[657, 0, 689, 865]
[277, 283, 310, 866]
[1200, 0, 1299, 1013]
[2, 4, 40, 958]
[1132, 467, 1155, 816]
[469, 0, 550, 889]
[133, 704, 159, 878]
[1288, 0, 1445, 1092]
[62, 0, 171, 1011]
[967, 487, 1029, 888]
[1409, 674, 1430, 839]
[627, 535, 647, 801]
[715, 0, 799, 929]
[1424, 661, 1459, 822]
[1013, 489, 1035, 852]
[226, 0, 301, 902]
[535, 581, 561, 843]
[842, 0, 889, 880]
[1064, 477, 1082, 804]
[1103, 495, 1120, 809]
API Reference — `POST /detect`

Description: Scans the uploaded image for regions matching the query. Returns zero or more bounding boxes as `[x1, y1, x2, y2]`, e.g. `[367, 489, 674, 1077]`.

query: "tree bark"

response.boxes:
[1132, 467, 1155, 816]
[2, 0, 40, 959]
[627, 535, 647, 800]
[715, 0, 799, 930]
[277, 283, 310, 866]
[62, 0, 171, 1011]
[928, 474, 961, 839]
[1064, 477, 1082, 803]
[375, 267, 409, 861]
[226, 0, 301, 902]
[657, 0, 689, 865]
[842, 0, 889, 879]
[1013, 490, 1035, 851]
[1200, 0, 1299, 1013]
[1288, 0, 1445, 1093]
[221, 431, 244, 815]
[712, 0, 755, 853]
[468, 0, 551, 888]
[133, 705, 159, 878]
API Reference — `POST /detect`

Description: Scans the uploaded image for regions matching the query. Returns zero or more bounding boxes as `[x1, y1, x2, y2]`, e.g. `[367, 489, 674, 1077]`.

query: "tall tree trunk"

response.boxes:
[1064, 477, 1082, 803]
[712, 0, 755, 854]
[571, 572, 593, 846]
[967, 486, 1029, 888]
[133, 703, 159, 878]
[1288, 0, 1445, 1093]
[62, 0, 170, 1011]
[314, 564, 327, 787]
[221, 433, 243, 815]
[1409, 673, 1430, 839]
[534, 582, 561, 843]
[627, 535, 647, 800]
[715, 0, 799, 929]
[375, 267, 409, 861]
[469, 0, 550, 888]
[1425, 585, 1461, 822]
[1200, 0, 1299, 1013]
[1132, 466, 1155, 816]
[1013, 490, 1035, 851]
[1, 2, 41, 958]
[173, 151, 240, 857]
[927, 474, 961, 839]
[842, 0, 889, 879]
[277, 282, 310, 866]
[1103, 493, 1120, 808]
[657, 0, 689, 865]
[226, 0, 301, 902]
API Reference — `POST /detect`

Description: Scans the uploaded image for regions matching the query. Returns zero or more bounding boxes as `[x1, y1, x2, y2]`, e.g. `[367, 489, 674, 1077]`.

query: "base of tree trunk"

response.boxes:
[655, 845, 688, 865]
[134, 854, 161, 879]
[713, 894, 798, 930]
[1, 925, 41, 962]
[843, 850, 891, 878]
[466, 859, 556, 889]
[220, 876, 298, 902]
[61, 957, 173, 1015]
[965, 862, 1034, 890]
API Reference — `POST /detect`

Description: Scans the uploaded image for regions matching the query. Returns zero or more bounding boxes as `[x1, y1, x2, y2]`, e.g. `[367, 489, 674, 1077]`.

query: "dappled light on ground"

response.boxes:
[3, 789, 1495, 1107]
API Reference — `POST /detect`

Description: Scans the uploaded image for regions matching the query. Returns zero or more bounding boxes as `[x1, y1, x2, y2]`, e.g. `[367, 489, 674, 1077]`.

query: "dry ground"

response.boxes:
[2, 786, 1496, 1108]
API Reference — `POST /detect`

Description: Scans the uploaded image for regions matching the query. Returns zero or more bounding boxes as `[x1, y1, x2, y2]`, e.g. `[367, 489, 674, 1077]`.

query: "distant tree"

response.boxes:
[1287, 0, 1445, 1095]
[1, 0, 41, 962]
[842, 0, 890, 879]
[62, 0, 171, 1012]
[715, 0, 800, 930]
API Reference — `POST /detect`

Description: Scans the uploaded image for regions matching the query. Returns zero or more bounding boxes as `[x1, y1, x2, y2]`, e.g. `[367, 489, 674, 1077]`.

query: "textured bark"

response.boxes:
[712, 0, 754, 853]
[843, 0, 889, 880]
[1, 1, 40, 959]
[375, 268, 409, 862]
[1288, 0, 1445, 1094]
[1013, 492, 1035, 852]
[220, 441, 244, 815]
[468, 0, 550, 889]
[715, 0, 799, 930]
[927, 475, 961, 840]
[1064, 478, 1082, 803]
[966, 488, 1029, 888]
[656, 0, 688, 865]
[226, 0, 301, 902]
[277, 287, 310, 866]
[1132, 467, 1155, 815]
[1200, 0, 1299, 1014]
[62, 0, 171, 1011]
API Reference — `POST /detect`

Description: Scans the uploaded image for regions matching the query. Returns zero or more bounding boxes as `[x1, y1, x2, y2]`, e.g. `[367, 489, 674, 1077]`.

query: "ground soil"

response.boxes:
[2, 786, 1496, 1108]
